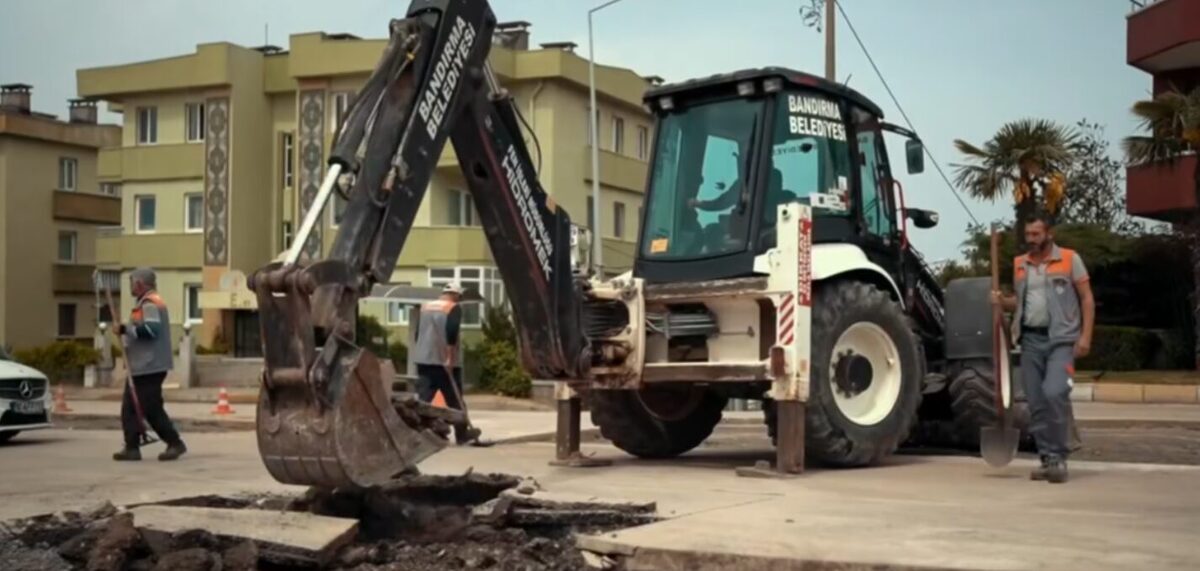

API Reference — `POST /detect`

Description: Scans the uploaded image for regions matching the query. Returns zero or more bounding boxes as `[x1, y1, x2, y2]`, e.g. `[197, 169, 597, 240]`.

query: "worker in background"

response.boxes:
[414, 282, 481, 444]
[992, 214, 1094, 484]
[113, 267, 187, 462]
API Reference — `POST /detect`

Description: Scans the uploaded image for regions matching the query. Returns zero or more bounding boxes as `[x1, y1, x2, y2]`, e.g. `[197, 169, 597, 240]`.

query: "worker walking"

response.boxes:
[113, 268, 187, 462]
[414, 282, 481, 444]
[992, 214, 1094, 483]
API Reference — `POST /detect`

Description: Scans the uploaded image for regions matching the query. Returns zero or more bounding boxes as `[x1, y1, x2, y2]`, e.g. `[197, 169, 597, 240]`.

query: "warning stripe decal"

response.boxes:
[778, 293, 795, 346]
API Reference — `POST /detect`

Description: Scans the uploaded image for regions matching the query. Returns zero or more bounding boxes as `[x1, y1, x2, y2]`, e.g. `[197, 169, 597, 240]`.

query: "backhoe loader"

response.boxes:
[250, 0, 1015, 488]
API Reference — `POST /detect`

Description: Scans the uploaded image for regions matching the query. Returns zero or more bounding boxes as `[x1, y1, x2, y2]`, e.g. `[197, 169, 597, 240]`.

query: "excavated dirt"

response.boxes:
[0, 473, 644, 570]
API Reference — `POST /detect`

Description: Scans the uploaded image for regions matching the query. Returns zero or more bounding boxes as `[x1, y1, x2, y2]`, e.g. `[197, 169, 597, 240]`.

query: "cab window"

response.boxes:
[764, 89, 853, 233]
[852, 107, 894, 237]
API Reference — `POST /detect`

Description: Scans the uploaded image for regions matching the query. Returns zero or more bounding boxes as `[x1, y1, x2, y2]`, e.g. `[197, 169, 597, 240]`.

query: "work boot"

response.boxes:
[158, 441, 187, 461]
[455, 426, 482, 445]
[1046, 459, 1069, 484]
[112, 448, 142, 461]
[1030, 456, 1050, 481]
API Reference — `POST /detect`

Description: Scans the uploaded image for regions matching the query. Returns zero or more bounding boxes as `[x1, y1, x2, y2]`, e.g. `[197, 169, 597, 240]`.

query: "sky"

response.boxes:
[0, 0, 1152, 263]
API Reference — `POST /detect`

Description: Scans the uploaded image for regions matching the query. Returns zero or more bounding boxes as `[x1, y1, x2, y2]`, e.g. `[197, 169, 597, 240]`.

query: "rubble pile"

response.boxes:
[0, 473, 657, 571]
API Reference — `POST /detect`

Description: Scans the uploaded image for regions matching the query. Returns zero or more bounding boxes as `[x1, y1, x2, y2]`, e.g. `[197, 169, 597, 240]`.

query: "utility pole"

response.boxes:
[825, 0, 836, 81]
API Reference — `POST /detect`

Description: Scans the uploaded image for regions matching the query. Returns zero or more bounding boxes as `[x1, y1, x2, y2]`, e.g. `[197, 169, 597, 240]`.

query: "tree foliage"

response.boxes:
[1058, 120, 1143, 234]
[953, 119, 1078, 243]
[476, 304, 531, 398]
[1124, 85, 1200, 369]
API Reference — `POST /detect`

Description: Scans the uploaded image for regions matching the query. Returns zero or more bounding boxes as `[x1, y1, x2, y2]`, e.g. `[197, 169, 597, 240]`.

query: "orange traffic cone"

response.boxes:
[53, 384, 73, 413]
[431, 390, 447, 408]
[211, 386, 235, 415]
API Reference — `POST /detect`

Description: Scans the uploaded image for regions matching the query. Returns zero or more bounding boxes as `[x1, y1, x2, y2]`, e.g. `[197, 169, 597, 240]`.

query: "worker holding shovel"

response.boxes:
[414, 282, 484, 445]
[110, 268, 187, 462]
[992, 214, 1094, 483]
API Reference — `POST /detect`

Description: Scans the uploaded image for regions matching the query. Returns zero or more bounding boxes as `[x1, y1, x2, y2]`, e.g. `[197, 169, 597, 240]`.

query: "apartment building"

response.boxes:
[77, 23, 654, 356]
[0, 84, 122, 350]
[1125, 0, 1200, 223]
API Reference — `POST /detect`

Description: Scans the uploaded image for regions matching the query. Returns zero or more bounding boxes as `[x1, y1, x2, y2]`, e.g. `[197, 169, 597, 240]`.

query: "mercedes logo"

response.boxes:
[18, 380, 33, 400]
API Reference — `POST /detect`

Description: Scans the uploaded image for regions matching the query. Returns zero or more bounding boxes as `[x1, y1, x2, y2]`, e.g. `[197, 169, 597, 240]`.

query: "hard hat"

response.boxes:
[442, 281, 463, 295]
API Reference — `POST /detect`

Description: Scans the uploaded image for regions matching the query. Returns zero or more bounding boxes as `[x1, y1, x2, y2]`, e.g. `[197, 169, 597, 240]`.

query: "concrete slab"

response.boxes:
[129, 505, 357, 564]
[577, 456, 1200, 570]
[1070, 382, 1094, 402]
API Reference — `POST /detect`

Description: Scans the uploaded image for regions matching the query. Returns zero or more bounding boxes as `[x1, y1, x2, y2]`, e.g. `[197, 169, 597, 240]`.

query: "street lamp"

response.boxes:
[588, 0, 628, 276]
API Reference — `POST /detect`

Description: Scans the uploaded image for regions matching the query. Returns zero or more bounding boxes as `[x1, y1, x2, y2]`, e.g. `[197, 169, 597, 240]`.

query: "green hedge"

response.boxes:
[13, 341, 100, 383]
[477, 340, 531, 398]
[1077, 326, 1157, 372]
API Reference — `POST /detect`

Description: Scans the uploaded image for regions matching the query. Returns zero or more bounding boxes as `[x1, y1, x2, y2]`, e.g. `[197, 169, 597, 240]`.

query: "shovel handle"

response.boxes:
[990, 228, 1006, 420]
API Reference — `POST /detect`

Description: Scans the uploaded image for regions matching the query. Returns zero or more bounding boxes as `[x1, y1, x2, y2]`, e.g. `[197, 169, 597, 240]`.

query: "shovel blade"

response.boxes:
[980, 426, 1021, 467]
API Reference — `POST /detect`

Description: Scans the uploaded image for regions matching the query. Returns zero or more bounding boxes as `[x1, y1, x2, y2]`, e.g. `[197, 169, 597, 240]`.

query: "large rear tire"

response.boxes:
[0, 430, 19, 444]
[767, 281, 923, 467]
[589, 386, 727, 459]
[948, 359, 1031, 449]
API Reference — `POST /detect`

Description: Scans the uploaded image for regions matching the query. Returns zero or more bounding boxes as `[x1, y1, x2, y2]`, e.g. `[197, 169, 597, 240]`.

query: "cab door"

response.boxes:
[850, 107, 902, 279]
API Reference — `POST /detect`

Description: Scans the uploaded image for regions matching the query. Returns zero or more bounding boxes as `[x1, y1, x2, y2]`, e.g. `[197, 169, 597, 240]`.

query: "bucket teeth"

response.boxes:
[256, 352, 449, 489]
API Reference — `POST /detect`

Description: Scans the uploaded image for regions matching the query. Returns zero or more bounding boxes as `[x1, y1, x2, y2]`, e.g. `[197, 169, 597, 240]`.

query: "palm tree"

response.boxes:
[952, 119, 1078, 245]
[1124, 87, 1200, 369]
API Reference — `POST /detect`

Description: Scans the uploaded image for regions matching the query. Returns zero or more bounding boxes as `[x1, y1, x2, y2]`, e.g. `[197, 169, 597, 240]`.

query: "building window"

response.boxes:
[100, 183, 122, 197]
[331, 92, 351, 133]
[386, 303, 411, 326]
[637, 125, 650, 161]
[135, 195, 156, 233]
[184, 284, 202, 324]
[428, 267, 505, 327]
[185, 193, 204, 233]
[58, 157, 78, 191]
[137, 106, 158, 145]
[448, 189, 478, 227]
[613, 202, 626, 238]
[57, 304, 77, 338]
[282, 132, 295, 188]
[612, 116, 625, 154]
[185, 102, 205, 142]
[586, 196, 595, 231]
[57, 231, 77, 262]
[281, 221, 294, 249]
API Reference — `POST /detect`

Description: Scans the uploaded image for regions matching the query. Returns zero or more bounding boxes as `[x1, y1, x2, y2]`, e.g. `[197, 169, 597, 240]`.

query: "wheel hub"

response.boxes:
[834, 351, 874, 397]
[828, 322, 903, 427]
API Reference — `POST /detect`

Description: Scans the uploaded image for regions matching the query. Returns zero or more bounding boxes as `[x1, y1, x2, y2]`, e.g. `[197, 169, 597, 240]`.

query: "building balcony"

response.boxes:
[53, 263, 98, 294]
[53, 191, 120, 225]
[1128, 0, 1200, 73]
[96, 229, 204, 268]
[107, 143, 205, 181]
[1126, 154, 1199, 221]
[395, 226, 493, 267]
[583, 147, 648, 194]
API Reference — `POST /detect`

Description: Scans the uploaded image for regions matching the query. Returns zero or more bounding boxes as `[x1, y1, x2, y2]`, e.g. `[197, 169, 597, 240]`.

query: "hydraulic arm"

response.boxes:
[250, 0, 588, 489]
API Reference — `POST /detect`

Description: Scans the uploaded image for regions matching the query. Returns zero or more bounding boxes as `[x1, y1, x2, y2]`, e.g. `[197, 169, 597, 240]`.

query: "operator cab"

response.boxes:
[634, 68, 928, 284]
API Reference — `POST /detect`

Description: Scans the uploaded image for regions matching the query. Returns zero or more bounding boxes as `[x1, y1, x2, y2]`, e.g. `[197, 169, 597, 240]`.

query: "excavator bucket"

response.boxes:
[256, 351, 447, 489]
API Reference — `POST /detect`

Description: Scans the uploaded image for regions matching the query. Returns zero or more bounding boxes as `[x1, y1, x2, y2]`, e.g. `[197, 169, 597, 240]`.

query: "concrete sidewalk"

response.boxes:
[50, 399, 593, 444]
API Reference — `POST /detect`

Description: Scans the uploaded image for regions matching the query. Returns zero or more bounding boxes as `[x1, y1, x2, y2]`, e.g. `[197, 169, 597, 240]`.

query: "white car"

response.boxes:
[0, 347, 53, 443]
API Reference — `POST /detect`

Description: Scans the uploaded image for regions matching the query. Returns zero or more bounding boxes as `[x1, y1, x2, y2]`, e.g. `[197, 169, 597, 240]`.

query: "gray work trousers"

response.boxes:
[1020, 332, 1076, 461]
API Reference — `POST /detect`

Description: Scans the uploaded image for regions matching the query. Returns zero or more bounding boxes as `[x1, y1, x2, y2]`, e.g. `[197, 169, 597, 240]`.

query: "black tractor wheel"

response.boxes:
[766, 281, 924, 467]
[589, 386, 727, 459]
[0, 430, 18, 444]
[947, 359, 1032, 449]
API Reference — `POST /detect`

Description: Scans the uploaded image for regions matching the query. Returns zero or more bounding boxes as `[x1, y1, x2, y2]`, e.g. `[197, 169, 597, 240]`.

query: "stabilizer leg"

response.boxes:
[549, 382, 610, 468]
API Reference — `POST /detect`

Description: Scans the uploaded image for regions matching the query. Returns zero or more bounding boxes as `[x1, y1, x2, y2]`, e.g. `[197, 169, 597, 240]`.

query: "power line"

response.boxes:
[833, 1, 980, 226]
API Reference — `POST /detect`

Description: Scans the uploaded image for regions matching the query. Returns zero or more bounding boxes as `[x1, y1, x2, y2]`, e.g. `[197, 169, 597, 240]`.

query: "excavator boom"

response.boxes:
[250, 0, 588, 489]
